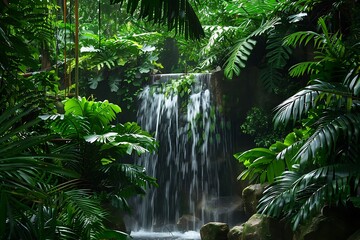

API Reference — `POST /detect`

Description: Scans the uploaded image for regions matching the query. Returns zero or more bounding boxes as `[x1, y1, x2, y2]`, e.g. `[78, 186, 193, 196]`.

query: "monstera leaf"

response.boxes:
[64, 97, 121, 129]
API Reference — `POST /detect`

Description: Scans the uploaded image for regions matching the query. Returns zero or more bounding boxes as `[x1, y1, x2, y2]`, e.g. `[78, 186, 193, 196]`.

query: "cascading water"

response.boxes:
[129, 73, 241, 236]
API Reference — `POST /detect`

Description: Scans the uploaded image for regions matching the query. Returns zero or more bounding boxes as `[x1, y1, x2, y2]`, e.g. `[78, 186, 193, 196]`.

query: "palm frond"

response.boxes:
[289, 61, 320, 77]
[109, 0, 204, 40]
[55, 189, 108, 239]
[108, 163, 157, 188]
[259, 164, 360, 230]
[0, 0, 55, 73]
[284, 18, 346, 63]
[345, 68, 360, 96]
[295, 112, 360, 165]
[258, 170, 301, 218]
[274, 79, 359, 128]
[274, 89, 319, 127]
[100, 162, 158, 211]
[42, 114, 90, 138]
[306, 80, 354, 109]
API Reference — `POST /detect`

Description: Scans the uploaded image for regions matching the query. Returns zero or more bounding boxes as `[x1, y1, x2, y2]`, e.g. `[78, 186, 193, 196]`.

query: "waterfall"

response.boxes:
[131, 73, 239, 232]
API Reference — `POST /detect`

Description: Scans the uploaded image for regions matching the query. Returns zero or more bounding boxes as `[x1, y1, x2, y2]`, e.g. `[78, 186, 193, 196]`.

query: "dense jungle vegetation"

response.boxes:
[1, 0, 360, 239]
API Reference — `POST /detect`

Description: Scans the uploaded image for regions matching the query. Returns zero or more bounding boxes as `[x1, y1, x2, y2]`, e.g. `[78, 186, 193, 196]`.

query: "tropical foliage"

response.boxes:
[4, 0, 360, 236]
[0, 97, 130, 239]
[0, 0, 179, 238]
[110, 0, 204, 40]
[41, 96, 158, 210]
[235, 0, 360, 231]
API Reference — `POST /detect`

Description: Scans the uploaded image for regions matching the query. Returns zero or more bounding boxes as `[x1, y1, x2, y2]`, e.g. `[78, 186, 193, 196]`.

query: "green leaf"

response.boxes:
[224, 38, 256, 79]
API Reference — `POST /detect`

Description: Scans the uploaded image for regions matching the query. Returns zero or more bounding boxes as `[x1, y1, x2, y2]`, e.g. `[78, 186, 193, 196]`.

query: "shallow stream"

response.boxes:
[131, 230, 201, 240]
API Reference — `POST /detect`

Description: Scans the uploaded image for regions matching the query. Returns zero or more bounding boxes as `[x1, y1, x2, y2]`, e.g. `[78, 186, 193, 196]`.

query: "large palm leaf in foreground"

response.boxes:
[236, 17, 360, 230]
[110, 0, 204, 40]
[260, 38, 360, 229]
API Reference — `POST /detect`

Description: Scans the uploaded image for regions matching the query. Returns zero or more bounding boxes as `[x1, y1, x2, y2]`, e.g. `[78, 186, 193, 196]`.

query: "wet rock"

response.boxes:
[200, 222, 229, 240]
[228, 225, 244, 240]
[242, 184, 267, 215]
[177, 214, 201, 231]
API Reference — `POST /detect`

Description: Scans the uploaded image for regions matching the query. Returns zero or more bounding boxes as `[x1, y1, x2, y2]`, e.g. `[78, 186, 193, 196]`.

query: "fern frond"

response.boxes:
[249, 18, 281, 38]
[224, 38, 257, 79]
[202, 25, 237, 54]
[289, 61, 320, 77]
[283, 31, 319, 47]
[266, 33, 292, 68]
[259, 66, 283, 92]
[223, 18, 281, 79]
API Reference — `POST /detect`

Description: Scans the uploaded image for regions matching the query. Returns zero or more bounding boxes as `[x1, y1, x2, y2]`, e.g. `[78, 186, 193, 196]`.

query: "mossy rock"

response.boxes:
[228, 225, 244, 240]
[241, 214, 271, 240]
[242, 184, 267, 215]
[200, 222, 229, 240]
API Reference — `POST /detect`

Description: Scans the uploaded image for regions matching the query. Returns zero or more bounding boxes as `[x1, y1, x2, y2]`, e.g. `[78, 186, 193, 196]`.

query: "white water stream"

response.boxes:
[129, 74, 239, 236]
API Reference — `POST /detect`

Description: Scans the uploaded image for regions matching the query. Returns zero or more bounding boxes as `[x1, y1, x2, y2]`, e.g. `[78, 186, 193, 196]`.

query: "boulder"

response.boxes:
[177, 214, 201, 231]
[200, 222, 229, 240]
[242, 184, 267, 215]
[228, 225, 244, 240]
[240, 213, 291, 240]
[294, 206, 360, 240]
[241, 214, 271, 240]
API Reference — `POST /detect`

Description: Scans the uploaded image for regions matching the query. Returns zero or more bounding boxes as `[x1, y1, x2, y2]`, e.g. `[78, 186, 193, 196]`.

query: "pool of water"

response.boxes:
[130, 230, 201, 240]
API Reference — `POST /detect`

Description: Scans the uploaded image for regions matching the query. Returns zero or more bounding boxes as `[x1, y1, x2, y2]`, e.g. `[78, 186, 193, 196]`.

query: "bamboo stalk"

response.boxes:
[74, 0, 79, 97]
